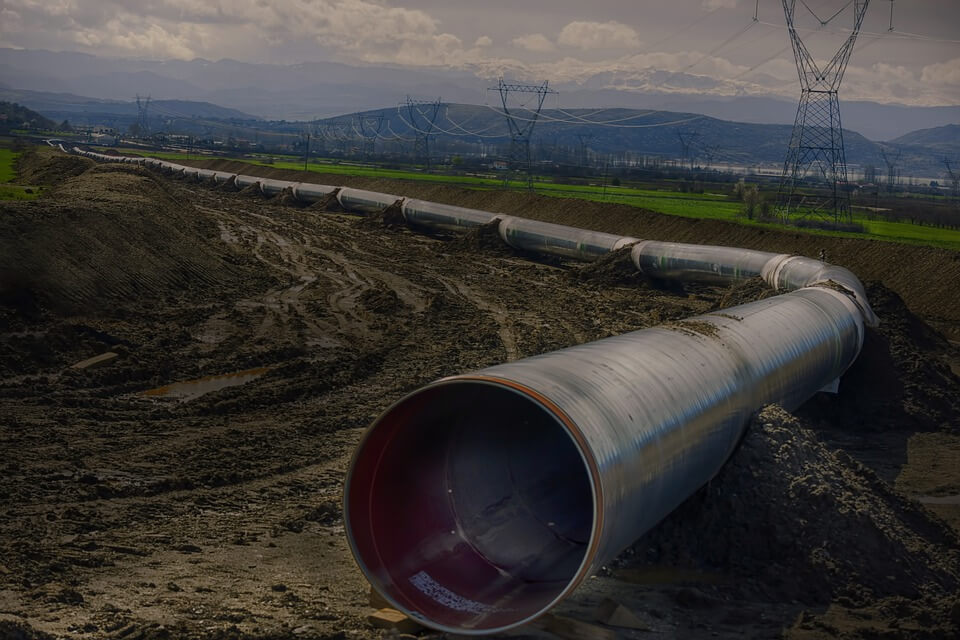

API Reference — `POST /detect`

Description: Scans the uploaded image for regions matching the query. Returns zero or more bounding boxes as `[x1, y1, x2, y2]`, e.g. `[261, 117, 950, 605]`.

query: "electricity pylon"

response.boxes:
[776, 0, 870, 224]
[135, 94, 151, 136]
[576, 133, 594, 169]
[490, 78, 557, 190]
[880, 145, 901, 192]
[405, 97, 442, 169]
[356, 114, 384, 157]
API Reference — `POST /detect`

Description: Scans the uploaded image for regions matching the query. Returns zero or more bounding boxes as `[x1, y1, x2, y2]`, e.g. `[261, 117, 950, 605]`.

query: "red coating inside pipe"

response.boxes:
[346, 381, 595, 632]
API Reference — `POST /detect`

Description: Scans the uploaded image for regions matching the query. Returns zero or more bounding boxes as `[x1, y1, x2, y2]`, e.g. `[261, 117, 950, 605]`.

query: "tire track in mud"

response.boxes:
[436, 274, 521, 362]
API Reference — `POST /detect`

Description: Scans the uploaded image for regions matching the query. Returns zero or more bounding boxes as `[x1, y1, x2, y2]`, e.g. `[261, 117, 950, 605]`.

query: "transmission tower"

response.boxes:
[490, 78, 557, 190]
[135, 94, 151, 136]
[676, 129, 701, 171]
[323, 122, 351, 155]
[575, 133, 594, 169]
[879, 145, 901, 192]
[944, 158, 960, 206]
[776, 0, 870, 224]
[356, 114, 384, 157]
[404, 97, 442, 169]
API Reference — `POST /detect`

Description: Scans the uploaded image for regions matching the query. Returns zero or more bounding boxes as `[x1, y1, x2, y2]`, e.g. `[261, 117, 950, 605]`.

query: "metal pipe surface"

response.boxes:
[346, 287, 864, 634]
[401, 199, 501, 231]
[293, 182, 337, 203]
[337, 187, 402, 214]
[497, 216, 639, 261]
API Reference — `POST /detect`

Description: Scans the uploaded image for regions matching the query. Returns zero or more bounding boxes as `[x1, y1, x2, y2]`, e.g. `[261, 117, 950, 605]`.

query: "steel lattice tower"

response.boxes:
[777, 0, 870, 224]
[880, 145, 901, 192]
[405, 97, 442, 169]
[357, 114, 384, 157]
[135, 94, 151, 136]
[491, 78, 557, 190]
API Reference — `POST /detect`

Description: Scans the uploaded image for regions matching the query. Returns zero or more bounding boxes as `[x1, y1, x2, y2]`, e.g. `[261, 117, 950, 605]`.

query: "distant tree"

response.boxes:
[0, 101, 56, 131]
[741, 184, 760, 219]
[611, 177, 621, 187]
[59, 119, 73, 132]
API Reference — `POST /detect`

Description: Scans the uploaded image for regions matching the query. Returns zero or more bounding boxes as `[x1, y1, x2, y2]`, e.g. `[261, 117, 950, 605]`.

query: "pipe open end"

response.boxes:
[345, 378, 598, 634]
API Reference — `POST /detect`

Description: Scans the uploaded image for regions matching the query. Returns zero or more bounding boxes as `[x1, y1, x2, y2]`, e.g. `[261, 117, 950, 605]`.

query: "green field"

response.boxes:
[0, 144, 44, 200]
[0, 148, 18, 183]
[144, 151, 960, 251]
[0, 184, 42, 200]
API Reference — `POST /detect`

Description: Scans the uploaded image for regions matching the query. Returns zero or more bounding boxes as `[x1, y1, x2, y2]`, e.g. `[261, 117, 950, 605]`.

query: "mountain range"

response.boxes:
[2, 48, 957, 142]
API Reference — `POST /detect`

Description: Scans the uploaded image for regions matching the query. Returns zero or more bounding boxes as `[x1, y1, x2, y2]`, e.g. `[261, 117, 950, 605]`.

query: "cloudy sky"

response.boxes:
[1, 0, 958, 105]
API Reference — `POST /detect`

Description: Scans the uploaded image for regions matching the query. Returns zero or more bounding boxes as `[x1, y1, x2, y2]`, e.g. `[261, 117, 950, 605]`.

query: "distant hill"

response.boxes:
[892, 124, 960, 152]
[0, 88, 256, 130]
[3, 48, 958, 141]
[320, 103, 949, 176]
[0, 101, 56, 130]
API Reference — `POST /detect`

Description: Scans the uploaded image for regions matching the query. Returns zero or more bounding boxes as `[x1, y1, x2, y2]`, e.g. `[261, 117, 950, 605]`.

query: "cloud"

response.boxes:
[557, 21, 641, 51]
[702, 0, 739, 9]
[0, 0, 955, 107]
[512, 33, 555, 53]
[920, 58, 960, 86]
[0, 0, 465, 63]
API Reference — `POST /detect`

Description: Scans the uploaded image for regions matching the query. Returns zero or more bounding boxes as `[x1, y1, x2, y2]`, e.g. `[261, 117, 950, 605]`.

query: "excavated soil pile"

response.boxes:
[443, 220, 514, 255]
[2, 150, 959, 640]
[0, 161, 274, 318]
[710, 276, 777, 310]
[614, 405, 960, 638]
[16, 147, 94, 186]
[570, 246, 652, 287]
[357, 200, 405, 228]
[798, 282, 960, 442]
[630, 406, 960, 598]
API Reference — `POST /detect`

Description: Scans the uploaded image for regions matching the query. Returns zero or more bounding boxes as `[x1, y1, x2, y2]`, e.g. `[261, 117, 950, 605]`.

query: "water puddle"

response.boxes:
[141, 366, 270, 401]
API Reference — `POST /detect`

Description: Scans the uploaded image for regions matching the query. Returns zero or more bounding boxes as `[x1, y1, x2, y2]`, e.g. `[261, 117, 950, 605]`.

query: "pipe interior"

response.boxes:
[347, 381, 594, 631]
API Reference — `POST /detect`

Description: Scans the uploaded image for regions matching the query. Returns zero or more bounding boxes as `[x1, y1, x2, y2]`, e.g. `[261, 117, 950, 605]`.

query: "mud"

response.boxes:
[175, 157, 960, 339]
[1, 147, 959, 639]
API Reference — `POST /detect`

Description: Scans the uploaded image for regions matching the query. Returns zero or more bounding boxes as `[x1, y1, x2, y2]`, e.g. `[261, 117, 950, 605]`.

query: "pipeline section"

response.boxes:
[71, 146, 877, 634]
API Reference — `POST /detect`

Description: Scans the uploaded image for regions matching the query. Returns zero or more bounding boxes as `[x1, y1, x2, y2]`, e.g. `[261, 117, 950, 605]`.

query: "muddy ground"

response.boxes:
[1, 147, 959, 639]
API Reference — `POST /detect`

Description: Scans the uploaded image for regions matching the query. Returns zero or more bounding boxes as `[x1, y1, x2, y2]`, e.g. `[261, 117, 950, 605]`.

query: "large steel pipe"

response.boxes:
[401, 199, 500, 231]
[293, 182, 337, 203]
[631, 241, 877, 325]
[337, 187, 402, 214]
[346, 286, 864, 634]
[497, 216, 638, 261]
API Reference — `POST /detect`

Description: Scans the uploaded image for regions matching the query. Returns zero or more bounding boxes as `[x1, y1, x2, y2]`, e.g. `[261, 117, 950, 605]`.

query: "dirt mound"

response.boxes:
[0, 621, 55, 640]
[0, 155, 275, 317]
[800, 281, 960, 434]
[710, 276, 776, 310]
[442, 220, 513, 255]
[569, 246, 652, 287]
[623, 405, 960, 618]
[16, 147, 94, 186]
[356, 200, 405, 228]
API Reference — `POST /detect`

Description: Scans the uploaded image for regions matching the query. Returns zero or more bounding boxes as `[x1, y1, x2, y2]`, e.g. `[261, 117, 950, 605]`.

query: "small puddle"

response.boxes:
[141, 367, 270, 401]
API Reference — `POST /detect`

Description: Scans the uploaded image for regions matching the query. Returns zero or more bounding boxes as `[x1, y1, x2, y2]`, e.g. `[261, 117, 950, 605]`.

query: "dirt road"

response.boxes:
[1, 149, 959, 639]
